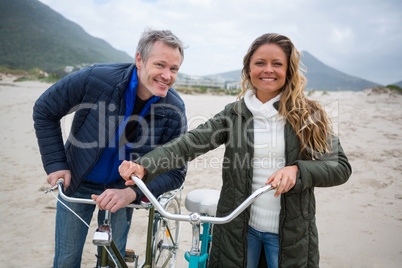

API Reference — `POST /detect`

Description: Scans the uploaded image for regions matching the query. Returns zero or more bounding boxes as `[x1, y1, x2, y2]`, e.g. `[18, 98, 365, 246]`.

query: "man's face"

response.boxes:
[136, 41, 182, 100]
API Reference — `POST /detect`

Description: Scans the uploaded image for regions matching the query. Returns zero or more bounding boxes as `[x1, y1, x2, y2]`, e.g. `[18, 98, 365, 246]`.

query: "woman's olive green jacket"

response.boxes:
[137, 98, 352, 267]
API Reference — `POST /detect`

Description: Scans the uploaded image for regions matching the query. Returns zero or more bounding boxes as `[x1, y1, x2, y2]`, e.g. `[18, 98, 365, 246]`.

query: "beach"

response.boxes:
[0, 75, 401, 267]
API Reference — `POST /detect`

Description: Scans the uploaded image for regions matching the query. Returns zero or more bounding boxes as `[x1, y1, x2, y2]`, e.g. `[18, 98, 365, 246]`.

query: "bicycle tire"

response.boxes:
[151, 196, 181, 268]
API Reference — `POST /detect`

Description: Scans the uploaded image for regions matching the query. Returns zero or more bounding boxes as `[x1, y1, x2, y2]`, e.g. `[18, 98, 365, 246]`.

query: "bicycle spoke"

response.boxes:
[165, 221, 176, 246]
[160, 249, 174, 268]
[152, 197, 180, 268]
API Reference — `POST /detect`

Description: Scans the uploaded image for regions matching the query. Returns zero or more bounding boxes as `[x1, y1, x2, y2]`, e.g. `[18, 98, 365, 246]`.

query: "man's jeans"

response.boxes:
[53, 179, 133, 268]
[247, 226, 279, 268]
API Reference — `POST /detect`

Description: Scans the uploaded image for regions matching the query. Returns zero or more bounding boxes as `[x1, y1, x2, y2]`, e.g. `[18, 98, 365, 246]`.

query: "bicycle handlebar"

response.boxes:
[54, 178, 145, 209]
[130, 175, 276, 225]
[50, 177, 276, 224]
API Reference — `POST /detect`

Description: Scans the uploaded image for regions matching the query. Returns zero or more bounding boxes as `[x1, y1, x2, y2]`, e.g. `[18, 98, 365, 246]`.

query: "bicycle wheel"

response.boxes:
[151, 196, 181, 268]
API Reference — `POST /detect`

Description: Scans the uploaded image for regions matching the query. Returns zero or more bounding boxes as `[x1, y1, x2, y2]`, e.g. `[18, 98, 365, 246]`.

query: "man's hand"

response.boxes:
[47, 170, 71, 190]
[119, 160, 146, 186]
[92, 188, 137, 213]
[266, 165, 298, 198]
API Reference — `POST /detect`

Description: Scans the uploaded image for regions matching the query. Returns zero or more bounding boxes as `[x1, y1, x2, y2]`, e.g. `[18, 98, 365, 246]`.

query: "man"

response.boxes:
[33, 29, 187, 267]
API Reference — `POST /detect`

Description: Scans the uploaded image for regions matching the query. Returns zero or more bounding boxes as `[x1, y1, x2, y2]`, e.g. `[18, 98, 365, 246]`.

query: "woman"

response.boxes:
[119, 33, 352, 267]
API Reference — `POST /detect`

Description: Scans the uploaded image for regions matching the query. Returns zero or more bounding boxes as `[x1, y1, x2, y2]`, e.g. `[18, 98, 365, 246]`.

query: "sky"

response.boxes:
[38, 0, 402, 85]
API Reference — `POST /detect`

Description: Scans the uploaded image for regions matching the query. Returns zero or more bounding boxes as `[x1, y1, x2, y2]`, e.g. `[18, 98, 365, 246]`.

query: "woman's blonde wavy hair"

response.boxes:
[239, 33, 333, 159]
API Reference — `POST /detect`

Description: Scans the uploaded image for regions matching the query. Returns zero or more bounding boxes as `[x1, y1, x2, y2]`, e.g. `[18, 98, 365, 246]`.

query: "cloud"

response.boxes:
[39, 0, 402, 84]
[330, 27, 354, 48]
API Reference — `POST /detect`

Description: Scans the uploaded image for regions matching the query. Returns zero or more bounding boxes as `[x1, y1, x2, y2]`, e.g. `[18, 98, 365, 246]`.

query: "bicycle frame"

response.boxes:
[130, 175, 276, 268]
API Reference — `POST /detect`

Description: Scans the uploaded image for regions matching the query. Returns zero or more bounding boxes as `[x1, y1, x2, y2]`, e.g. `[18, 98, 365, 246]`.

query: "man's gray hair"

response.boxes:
[136, 28, 184, 65]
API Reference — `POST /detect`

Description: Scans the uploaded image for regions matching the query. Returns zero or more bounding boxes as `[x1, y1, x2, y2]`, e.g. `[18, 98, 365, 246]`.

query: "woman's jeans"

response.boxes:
[53, 179, 133, 268]
[247, 226, 279, 268]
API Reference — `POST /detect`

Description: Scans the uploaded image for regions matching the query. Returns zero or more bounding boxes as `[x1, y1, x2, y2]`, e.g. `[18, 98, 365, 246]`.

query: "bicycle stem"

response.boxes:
[189, 214, 201, 256]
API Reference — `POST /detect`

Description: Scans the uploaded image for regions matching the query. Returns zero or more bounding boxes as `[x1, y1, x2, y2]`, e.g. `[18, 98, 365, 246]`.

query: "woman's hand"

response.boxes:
[266, 165, 298, 198]
[119, 160, 146, 186]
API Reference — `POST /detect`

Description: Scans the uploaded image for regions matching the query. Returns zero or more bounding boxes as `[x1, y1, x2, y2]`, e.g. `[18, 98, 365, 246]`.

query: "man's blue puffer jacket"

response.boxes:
[33, 63, 187, 198]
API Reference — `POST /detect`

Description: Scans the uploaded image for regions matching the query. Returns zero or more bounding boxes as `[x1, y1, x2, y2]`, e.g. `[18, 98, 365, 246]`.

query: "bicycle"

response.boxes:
[130, 175, 276, 268]
[45, 179, 182, 268]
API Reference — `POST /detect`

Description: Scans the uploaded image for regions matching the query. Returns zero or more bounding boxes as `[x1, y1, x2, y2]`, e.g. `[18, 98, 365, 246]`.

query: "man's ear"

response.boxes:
[135, 53, 143, 69]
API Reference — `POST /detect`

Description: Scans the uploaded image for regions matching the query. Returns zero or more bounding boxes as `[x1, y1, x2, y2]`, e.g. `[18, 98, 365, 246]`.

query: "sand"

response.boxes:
[0, 74, 401, 267]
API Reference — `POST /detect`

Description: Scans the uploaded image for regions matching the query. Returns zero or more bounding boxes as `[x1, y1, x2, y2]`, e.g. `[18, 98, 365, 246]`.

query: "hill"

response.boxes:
[0, 0, 133, 75]
[391, 80, 402, 88]
[200, 51, 380, 91]
[301, 51, 378, 91]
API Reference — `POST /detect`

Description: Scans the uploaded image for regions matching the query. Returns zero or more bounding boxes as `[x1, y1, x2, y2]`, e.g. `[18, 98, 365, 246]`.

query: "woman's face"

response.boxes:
[249, 43, 288, 103]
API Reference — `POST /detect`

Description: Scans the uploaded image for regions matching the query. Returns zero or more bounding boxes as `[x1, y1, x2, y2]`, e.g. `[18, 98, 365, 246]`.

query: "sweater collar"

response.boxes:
[244, 90, 281, 118]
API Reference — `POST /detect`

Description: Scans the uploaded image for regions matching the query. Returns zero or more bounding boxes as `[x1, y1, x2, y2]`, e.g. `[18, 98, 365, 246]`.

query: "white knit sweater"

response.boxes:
[244, 91, 285, 234]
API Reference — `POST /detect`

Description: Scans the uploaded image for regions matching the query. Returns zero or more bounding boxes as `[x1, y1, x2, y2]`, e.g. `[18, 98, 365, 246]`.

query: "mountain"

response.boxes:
[392, 80, 402, 87]
[200, 51, 380, 91]
[300, 51, 379, 91]
[201, 69, 241, 82]
[0, 0, 133, 74]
